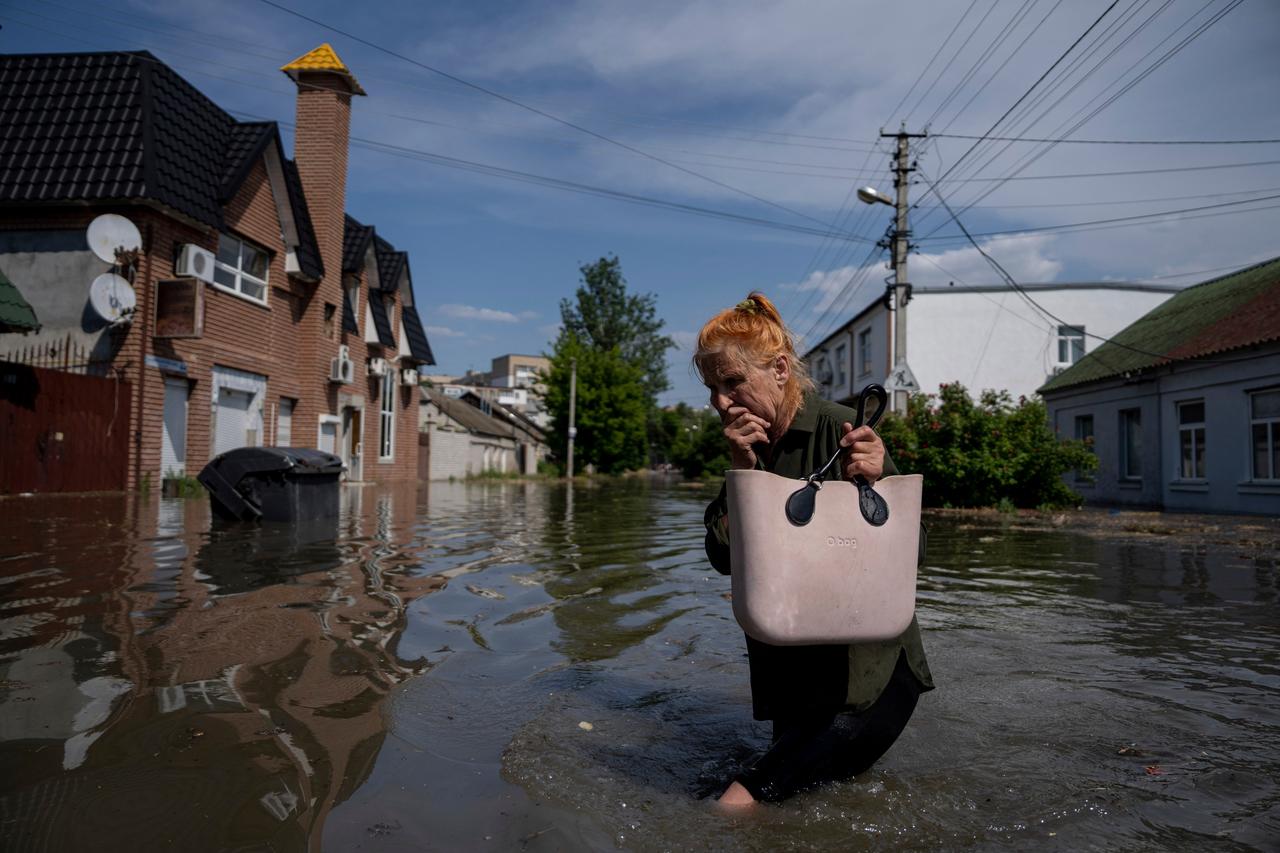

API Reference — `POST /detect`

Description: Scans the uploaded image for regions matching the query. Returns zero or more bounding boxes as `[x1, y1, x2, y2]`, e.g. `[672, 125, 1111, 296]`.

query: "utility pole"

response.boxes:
[566, 357, 577, 478]
[880, 127, 926, 414]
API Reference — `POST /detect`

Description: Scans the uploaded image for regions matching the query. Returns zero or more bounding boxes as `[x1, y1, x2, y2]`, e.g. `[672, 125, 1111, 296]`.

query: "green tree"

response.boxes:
[559, 255, 674, 403]
[543, 333, 649, 475]
[877, 383, 1097, 508]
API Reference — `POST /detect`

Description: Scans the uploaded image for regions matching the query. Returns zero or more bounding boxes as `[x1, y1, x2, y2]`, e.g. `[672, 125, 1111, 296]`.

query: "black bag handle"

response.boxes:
[785, 384, 890, 527]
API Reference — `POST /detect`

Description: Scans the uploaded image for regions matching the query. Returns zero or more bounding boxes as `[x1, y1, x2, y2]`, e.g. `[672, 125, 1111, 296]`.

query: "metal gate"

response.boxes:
[0, 361, 131, 493]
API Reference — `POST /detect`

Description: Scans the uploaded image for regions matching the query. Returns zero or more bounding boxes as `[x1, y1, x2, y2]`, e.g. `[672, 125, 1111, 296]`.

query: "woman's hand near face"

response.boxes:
[723, 405, 771, 469]
[840, 423, 885, 483]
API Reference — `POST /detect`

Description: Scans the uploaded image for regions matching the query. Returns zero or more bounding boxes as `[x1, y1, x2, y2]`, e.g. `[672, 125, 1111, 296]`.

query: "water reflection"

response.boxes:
[1, 484, 1277, 852]
[0, 485, 437, 851]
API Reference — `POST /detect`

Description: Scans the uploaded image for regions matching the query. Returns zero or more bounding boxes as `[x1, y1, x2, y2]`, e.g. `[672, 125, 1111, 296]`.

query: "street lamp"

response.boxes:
[857, 186, 893, 207]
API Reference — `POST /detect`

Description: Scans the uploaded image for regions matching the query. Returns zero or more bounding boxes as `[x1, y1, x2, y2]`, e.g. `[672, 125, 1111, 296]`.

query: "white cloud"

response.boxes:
[438, 304, 520, 323]
[426, 325, 465, 338]
[518, 310, 540, 320]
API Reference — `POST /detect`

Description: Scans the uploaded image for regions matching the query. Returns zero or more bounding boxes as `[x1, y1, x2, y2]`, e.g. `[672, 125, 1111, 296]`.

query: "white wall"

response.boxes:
[908, 286, 1175, 400]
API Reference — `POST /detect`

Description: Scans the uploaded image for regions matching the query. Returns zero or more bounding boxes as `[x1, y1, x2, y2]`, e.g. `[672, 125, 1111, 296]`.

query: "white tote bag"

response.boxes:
[726, 470, 922, 645]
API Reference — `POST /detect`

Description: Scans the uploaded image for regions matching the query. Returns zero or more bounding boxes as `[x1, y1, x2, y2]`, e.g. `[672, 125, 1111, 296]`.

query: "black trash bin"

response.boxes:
[198, 447, 345, 522]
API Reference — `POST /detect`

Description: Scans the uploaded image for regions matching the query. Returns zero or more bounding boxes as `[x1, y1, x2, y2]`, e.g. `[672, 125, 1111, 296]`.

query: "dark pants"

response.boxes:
[735, 652, 922, 803]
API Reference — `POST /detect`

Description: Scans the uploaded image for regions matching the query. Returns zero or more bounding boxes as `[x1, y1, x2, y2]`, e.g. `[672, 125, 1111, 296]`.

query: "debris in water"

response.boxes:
[1144, 764, 1164, 775]
[1117, 745, 1145, 756]
[578, 721, 594, 731]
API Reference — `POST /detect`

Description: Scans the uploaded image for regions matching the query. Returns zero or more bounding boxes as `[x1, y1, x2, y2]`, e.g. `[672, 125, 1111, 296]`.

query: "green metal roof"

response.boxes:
[0, 267, 40, 333]
[1039, 256, 1280, 394]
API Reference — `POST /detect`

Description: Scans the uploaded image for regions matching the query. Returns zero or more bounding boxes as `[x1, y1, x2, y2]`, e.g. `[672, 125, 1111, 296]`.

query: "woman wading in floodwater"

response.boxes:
[697, 293, 933, 805]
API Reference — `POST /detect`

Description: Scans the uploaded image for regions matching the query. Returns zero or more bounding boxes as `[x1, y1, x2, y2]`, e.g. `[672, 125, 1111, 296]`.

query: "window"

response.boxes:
[379, 370, 396, 459]
[323, 303, 336, 339]
[834, 343, 848, 386]
[213, 234, 269, 303]
[1177, 400, 1206, 480]
[1056, 325, 1085, 365]
[1073, 414, 1094, 483]
[1250, 388, 1280, 481]
[1120, 408, 1142, 481]
[857, 328, 872, 376]
[276, 397, 294, 447]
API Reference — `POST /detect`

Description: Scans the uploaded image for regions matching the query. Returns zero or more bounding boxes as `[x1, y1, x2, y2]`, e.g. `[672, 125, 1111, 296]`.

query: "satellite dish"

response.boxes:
[86, 214, 142, 263]
[89, 273, 137, 324]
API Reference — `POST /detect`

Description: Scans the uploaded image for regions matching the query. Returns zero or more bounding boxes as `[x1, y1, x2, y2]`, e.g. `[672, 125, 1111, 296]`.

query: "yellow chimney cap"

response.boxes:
[281, 43, 366, 95]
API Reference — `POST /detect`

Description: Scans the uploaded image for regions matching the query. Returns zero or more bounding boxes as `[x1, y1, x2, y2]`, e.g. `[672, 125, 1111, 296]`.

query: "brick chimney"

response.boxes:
[281, 44, 366, 289]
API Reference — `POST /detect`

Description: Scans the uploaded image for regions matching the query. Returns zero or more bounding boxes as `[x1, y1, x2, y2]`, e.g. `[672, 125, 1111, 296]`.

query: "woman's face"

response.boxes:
[704, 351, 789, 426]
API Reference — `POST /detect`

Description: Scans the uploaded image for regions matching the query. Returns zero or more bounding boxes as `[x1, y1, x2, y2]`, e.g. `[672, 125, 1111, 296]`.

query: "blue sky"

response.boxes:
[3, 0, 1279, 406]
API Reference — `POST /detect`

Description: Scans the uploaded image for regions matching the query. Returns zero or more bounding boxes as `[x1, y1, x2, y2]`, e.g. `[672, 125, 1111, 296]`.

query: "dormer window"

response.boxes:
[214, 234, 269, 304]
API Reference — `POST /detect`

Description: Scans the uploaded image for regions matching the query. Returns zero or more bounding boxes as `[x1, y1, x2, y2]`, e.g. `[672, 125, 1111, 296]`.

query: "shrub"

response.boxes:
[876, 383, 1096, 509]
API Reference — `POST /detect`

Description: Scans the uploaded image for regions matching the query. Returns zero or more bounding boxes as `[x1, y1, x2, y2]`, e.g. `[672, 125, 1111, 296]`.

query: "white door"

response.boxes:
[161, 378, 187, 476]
[214, 388, 252, 456]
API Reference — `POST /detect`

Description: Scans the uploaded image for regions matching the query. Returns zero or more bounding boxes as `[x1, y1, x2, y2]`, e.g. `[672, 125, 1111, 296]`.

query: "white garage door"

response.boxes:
[214, 388, 253, 456]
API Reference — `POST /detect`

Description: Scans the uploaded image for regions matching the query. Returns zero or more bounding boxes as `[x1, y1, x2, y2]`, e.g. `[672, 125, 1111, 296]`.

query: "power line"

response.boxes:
[884, 0, 979, 124]
[916, 169, 1267, 369]
[918, 0, 1242, 238]
[942, 158, 1280, 182]
[928, 0, 1122, 190]
[932, 133, 1280, 145]
[227, 110, 875, 246]
[915, 191, 1280, 243]
[253, 0, 836, 231]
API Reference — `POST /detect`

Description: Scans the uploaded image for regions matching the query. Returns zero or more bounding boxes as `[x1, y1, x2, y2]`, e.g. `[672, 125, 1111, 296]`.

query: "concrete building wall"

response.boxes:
[1045, 346, 1280, 514]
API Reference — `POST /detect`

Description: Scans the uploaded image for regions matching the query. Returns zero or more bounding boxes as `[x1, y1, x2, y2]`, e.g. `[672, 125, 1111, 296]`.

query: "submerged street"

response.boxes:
[1, 480, 1276, 851]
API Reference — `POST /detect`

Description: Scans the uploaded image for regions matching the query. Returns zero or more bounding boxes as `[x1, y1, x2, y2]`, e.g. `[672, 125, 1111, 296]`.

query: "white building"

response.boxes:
[1041, 258, 1280, 515]
[805, 282, 1181, 405]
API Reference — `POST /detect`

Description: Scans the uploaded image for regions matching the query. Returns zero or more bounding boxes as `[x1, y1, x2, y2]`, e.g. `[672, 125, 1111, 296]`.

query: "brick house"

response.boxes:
[0, 46, 433, 491]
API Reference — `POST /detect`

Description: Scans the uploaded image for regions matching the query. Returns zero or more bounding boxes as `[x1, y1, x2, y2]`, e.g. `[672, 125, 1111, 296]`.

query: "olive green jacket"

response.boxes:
[704, 392, 934, 718]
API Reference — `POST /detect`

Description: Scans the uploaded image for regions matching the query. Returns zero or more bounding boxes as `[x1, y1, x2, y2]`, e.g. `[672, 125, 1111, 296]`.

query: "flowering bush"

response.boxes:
[877, 383, 1096, 509]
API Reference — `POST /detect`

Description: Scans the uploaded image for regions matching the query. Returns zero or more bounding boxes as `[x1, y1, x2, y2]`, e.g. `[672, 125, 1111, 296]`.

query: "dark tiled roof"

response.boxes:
[367, 289, 395, 348]
[342, 286, 358, 334]
[423, 387, 516, 439]
[1040, 257, 1280, 394]
[373, 235, 406, 292]
[0, 51, 322, 278]
[219, 122, 274, 201]
[342, 215, 375, 274]
[281, 157, 323, 280]
[400, 300, 435, 364]
[0, 266, 40, 332]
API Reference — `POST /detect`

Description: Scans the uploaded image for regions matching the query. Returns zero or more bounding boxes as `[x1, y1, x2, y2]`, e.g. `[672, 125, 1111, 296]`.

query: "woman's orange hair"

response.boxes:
[694, 291, 814, 418]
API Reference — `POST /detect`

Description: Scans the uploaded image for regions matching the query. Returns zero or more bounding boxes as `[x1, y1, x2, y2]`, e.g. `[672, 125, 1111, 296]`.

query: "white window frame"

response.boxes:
[276, 397, 295, 447]
[1249, 387, 1280, 482]
[379, 370, 396, 461]
[1056, 325, 1086, 366]
[212, 233, 270, 305]
[1119, 407, 1142, 481]
[1176, 399, 1206, 481]
[857, 327, 872, 377]
[834, 343, 848, 387]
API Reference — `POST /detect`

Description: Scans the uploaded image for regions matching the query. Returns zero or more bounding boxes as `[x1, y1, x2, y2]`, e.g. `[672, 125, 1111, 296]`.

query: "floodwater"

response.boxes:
[1, 480, 1276, 852]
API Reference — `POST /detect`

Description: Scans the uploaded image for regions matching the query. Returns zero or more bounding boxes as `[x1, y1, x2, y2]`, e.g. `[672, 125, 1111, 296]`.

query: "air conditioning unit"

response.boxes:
[368, 357, 388, 377]
[400, 368, 419, 386]
[175, 243, 216, 283]
[330, 346, 354, 384]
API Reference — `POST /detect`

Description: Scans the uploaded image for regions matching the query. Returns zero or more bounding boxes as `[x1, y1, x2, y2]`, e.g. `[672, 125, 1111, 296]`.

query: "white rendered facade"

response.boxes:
[805, 283, 1180, 403]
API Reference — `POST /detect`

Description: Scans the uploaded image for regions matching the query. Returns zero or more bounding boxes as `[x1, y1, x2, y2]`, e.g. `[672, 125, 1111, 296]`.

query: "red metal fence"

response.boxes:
[0, 361, 131, 493]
